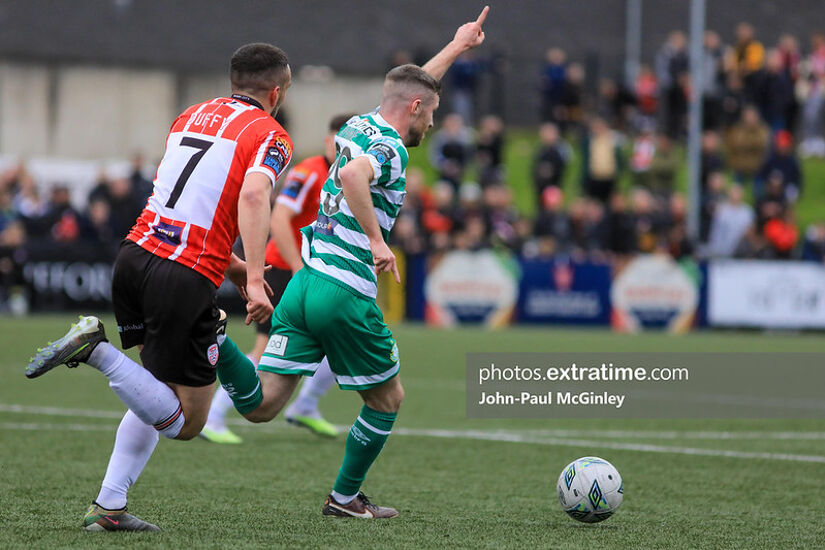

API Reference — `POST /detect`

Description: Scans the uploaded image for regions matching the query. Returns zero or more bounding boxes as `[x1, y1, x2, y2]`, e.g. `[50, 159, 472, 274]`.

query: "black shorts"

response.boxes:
[255, 267, 293, 335]
[112, 240, 220, 387]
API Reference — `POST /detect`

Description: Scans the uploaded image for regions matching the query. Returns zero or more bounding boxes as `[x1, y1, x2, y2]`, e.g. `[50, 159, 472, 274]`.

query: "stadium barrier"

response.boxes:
[16, 249, 825, 331]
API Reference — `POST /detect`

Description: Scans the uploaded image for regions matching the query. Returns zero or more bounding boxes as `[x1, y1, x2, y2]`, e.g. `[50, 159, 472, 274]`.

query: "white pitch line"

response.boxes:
[2, 403, 825, 464]
[389, 427, 825, 464]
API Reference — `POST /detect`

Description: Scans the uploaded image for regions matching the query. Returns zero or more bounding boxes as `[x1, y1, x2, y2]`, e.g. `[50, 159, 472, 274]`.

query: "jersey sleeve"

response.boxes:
[246, 130, 293, 187]
[363, 136, 408, 188]
[275, 164, 316, 213]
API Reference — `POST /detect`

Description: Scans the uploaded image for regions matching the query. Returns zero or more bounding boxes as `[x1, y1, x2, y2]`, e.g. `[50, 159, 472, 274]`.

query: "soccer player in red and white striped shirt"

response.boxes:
[27, 43, 293, 531]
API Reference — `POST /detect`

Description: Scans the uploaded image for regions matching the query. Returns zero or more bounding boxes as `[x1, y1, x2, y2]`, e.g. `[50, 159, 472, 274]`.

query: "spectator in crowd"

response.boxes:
[721, 72, 746, 128]
[702, 30, 727, 130]
[482, 184, 521, 251]
[655, 31, 689, 138]
[533, 186, 571, 256]
[757, 49, 794, 131]
[706, 185, 754, 257]
[755, 130, 802, 200]
[421, 181, 458, 253]
[475, 115, 505, 186]
[700, 130, 726, 190]
[700, 171, 728, 242]
[631, 188, 665, 253]
[647, 134, 678, 200]
[629, 124, 656, 188]
[799, 34, 825, 157]
[532, 122, 569, 200]
[539, 48, 568, 123]
[581, 117, 623, 203]
[667, 193, 693, 259]
[558, 62, 586, 134]
[755, 172, 788, 231]
[633, 64, 658, 128]
[81, 197, 118, 254]
[25, 185, 82, 246]
[429, 113, 474, 188]
[777, 34, 801, 129]
[763, 208, 799, 258]
[801, 221, 825, 262]
[731, 22, 766, 101]
[129, 152, 153, 203]
[448, 52, 483, 124]
[604, 192, 636, 256]
[569, 198, 607, 259]
[726, 104, 770, 184]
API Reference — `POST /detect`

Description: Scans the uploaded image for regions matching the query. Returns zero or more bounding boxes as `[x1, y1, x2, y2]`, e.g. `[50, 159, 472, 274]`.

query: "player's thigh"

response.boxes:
[243, 371, 302, 423]
[111, 241, 150, 348]
[166, 382, 215, 439]
[257, 269, 325, 377]
[307, 278, 400, 392]
[138, 250, 220, 388]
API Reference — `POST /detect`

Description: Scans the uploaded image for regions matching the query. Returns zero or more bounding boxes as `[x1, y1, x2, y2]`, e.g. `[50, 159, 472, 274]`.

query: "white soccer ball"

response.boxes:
[556, 456, 623, 523]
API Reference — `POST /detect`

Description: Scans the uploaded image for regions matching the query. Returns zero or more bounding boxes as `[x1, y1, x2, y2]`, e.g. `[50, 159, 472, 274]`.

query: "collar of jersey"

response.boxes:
[371, 111, 401, 137]
[230, 93, 265, 111]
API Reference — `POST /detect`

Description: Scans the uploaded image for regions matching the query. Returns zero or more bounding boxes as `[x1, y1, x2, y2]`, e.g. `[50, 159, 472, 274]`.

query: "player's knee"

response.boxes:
[174, 416, 207, 440]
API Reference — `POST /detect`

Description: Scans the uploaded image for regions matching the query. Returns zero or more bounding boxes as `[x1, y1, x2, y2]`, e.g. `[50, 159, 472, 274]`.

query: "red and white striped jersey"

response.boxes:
[127, 96, 292, 287]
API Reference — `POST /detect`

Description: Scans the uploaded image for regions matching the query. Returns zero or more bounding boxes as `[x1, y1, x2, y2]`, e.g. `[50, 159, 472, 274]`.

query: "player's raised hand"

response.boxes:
[371, 240, 401, 284]
[453, 5, 489, 51]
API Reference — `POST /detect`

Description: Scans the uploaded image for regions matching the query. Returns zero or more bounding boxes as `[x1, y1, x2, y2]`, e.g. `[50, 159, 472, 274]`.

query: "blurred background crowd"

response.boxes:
[3, 21, 825, 309]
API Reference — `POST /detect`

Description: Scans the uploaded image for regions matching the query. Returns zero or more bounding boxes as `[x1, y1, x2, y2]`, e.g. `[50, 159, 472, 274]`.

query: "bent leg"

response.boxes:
[242, 371, 302, 423]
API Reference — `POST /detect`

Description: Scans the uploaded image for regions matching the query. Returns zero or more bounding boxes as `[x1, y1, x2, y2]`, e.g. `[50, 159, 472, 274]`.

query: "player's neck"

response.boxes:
[377, 106, 409, 141]
[231, 90, 271, 112]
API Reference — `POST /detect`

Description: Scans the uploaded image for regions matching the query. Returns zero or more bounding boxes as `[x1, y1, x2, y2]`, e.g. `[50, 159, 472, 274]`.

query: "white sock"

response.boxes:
[331, 490, 357, 505]
[286, 357, 335, 418]
[205, 386, 234, 431]
[87, 342, 184, 439]
[96, 410, 159, 510]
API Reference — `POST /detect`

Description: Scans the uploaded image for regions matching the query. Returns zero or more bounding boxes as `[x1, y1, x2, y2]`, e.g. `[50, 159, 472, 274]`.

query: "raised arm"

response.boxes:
[421, 5, 489, 81]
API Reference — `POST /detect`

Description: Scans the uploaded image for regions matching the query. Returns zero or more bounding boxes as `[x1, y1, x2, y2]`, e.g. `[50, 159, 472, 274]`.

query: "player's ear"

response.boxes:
[411, 99, 422, 116]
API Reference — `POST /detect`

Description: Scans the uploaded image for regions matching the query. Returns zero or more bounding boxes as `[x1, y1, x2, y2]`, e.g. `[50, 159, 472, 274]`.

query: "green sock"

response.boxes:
[216, 336, 262, 414]
[333, 405, 397, 497]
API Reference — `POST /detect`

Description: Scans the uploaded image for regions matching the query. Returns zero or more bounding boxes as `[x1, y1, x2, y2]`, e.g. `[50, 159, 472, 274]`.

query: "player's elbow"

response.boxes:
[239, 184, 270, 210]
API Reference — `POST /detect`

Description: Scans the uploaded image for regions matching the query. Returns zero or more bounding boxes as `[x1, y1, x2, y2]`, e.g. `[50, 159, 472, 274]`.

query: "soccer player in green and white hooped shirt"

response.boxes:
[215, 6, 490, 518]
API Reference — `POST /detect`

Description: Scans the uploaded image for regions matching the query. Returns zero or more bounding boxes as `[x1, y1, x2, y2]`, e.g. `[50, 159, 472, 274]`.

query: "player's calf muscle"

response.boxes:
[242, 372, 300, 423]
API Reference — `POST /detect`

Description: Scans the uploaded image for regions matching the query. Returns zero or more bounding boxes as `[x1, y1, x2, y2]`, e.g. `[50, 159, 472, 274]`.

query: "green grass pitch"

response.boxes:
[1, 314, 824, 549]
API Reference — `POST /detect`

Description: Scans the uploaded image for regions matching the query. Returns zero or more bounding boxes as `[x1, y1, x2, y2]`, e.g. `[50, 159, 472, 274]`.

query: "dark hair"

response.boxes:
[385, 64, 441, 96]
[230, 43, 290, 95]
[328, 113, 356, 133]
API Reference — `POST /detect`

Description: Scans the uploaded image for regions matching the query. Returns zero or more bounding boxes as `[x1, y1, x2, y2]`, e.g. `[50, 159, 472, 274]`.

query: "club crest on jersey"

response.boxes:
[153, 222, 182, 245]
[264, 147, 285, 173]
[207, 344, 219, 366]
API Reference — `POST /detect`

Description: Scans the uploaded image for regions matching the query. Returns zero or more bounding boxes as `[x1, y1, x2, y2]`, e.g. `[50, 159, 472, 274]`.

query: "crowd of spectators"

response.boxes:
[387, 22, 825, 265]
[3, 22, 825, 311]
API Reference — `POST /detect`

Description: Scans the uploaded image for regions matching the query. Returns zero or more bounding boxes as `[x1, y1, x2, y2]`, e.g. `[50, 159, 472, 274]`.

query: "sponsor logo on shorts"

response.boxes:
[265, 334, 288, 356]
[207, 343, 219, 366]
[117, 323, 145, 333]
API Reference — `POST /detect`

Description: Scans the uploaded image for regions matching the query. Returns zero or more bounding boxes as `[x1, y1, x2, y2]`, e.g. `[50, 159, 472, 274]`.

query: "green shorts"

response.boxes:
[258, 267, 400, 390]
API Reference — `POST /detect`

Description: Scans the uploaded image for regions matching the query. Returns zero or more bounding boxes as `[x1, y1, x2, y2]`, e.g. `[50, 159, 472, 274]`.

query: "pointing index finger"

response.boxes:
[475, 5, 489, 26]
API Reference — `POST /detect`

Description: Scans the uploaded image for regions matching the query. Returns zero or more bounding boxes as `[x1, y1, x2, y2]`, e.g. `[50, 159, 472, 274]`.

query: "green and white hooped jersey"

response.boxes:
[301, 112, 408, 299]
